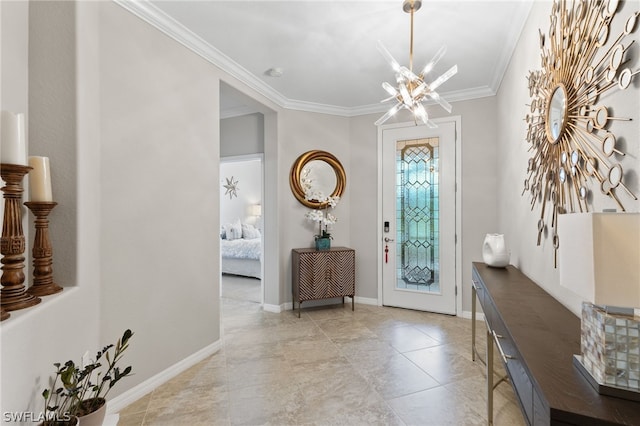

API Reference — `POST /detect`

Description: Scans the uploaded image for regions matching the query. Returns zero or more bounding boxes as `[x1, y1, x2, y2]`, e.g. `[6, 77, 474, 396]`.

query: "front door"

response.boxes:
[381, 121, 457, 314]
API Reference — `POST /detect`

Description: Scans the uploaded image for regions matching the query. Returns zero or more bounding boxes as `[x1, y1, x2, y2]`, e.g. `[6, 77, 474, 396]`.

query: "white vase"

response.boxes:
[482, 233, 510, 268]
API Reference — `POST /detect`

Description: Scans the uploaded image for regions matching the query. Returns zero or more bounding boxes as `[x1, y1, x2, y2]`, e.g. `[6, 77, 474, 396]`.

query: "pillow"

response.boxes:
[242, 223, 261, 239]
[224, 219, 242, 240]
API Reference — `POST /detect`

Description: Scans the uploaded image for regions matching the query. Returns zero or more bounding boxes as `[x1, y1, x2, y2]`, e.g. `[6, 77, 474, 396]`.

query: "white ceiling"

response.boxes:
[118, 0, 534, 117]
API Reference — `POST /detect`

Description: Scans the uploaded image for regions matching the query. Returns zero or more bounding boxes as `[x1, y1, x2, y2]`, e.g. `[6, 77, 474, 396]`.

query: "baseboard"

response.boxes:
[352, 296, 377, 306]
[461, 310, 485, 322]
[107, 339, 223, 414]
[266, 298, 377, 313]
[262, 302, 294, 313]
[263, 303, 284, 313]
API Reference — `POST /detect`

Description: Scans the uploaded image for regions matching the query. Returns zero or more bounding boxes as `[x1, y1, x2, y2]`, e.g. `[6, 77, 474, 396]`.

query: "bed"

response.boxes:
[220, 221, 262, 279]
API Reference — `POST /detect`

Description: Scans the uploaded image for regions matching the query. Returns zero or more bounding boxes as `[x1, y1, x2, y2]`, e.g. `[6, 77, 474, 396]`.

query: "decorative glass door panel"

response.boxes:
[381, 121, 456, 315]
[396, 138, 440, 293]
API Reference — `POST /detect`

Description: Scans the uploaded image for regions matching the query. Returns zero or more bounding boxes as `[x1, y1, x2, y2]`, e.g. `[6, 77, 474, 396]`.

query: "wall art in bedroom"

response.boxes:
[223, 176, 239, 199]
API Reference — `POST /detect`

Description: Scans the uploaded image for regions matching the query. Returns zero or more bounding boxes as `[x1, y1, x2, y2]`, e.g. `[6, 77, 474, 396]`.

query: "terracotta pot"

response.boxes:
[77, 398, 106, 426]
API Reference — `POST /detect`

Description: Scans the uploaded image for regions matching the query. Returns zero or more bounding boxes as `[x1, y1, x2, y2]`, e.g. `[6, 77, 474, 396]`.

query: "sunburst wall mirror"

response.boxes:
[524, 0, 639, 266]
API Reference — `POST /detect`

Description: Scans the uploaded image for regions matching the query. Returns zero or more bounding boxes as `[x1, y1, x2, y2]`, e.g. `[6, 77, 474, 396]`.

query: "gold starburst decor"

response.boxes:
[524, 0, 639, 266]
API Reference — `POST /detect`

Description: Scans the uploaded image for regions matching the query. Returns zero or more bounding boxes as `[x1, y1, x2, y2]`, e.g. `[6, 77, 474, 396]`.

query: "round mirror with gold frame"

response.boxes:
[290, 150, 346, 208]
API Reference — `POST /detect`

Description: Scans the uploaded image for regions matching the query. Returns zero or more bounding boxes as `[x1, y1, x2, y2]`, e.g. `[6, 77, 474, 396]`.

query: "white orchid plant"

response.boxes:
[302, 170, 339, 240]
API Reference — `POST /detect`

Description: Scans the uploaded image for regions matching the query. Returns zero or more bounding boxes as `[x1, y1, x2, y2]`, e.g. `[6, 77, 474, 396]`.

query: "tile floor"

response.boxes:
[118, 276, 525, 425]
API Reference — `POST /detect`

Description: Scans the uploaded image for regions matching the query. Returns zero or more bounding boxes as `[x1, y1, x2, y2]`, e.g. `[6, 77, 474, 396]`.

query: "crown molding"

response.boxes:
[114, 0, 288, 108]
[114, 0, 511, 118]
[490, 0, 534, 91]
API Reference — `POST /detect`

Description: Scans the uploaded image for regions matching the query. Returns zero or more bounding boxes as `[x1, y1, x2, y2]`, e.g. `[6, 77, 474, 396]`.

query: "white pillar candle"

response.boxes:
[1, 111, 28, 165]
[28, 156, 53, 202]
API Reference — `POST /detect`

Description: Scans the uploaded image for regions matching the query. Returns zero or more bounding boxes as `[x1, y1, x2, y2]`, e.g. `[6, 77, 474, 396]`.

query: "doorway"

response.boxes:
[219, 155, 264, 305]
[380, 120, 458, 315]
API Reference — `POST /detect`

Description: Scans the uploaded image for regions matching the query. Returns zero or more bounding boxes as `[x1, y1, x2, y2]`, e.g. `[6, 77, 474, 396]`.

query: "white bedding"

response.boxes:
[221, 237, 261, 260]
[221, 237, 262, 279]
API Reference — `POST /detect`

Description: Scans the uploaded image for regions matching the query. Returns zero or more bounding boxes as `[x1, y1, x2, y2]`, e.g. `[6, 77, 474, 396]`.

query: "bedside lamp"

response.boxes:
[249, 204, 262, 230]
[558, 212, 640, 399]
[250, 204, 262, 217]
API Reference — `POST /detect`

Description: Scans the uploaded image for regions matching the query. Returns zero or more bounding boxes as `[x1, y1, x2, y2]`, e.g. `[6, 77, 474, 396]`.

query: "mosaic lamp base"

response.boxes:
[575, 302, 640, 402]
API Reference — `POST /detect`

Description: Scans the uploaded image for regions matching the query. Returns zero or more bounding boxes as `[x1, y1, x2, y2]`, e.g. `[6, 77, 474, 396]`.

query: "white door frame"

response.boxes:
[376, 116, 462, 316]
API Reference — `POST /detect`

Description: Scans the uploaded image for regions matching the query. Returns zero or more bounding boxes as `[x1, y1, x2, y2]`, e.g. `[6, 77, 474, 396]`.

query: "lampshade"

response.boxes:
[558, 212, 640, 309]
[250, 204, 262, 217]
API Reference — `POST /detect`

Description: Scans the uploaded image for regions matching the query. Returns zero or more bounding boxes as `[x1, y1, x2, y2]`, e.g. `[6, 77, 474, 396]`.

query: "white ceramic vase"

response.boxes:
[482, 233, 510, 268]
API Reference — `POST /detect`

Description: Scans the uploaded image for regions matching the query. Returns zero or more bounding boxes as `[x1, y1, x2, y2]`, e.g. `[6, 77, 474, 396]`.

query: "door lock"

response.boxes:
[384, 237, 394, 242]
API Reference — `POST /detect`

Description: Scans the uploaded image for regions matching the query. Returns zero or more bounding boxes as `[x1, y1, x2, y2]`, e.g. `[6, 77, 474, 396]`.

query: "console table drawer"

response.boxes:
[505, 350, 534, 424]
[533, 389, 549, 425]
[487, 298, 534, 424]
[471, 276, 485, 310]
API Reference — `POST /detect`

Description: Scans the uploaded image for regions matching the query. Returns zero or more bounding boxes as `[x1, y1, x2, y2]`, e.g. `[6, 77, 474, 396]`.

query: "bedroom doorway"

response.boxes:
[220, 155, 264, 305]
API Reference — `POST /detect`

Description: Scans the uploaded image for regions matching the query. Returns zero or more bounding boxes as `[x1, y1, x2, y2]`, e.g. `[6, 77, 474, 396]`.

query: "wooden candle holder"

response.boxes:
[0, 307, 9, 321]
[25, 201, 62, 297]
[1, 163, 41, 311]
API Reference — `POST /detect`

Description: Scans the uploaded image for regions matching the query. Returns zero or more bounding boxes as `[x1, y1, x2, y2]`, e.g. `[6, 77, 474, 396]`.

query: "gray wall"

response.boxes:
[220, 113, 264, 157]
[278, 109, 352, 304]
[1, 1, 225, 415]
[29, 0, 78, 292]
[99, 2, 221, 391]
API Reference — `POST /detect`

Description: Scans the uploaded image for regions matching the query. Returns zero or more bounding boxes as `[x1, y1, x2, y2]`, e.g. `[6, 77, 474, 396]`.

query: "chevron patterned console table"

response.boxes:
[292, 247, 355, 318]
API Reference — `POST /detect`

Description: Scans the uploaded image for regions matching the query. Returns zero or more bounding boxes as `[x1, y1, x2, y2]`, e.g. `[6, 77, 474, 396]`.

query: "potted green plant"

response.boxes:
[41, 329, 134, 426]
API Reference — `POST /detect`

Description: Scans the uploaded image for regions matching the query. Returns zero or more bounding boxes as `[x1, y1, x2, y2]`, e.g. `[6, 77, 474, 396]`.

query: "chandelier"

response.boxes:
[375, 0, 458, 126]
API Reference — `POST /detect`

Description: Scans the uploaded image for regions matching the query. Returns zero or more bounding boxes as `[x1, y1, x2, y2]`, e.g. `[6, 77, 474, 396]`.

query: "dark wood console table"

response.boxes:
[472, 262, 640, 425]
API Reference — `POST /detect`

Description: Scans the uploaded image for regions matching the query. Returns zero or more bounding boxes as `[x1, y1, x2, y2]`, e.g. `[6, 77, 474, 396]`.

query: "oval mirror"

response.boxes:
[289, 150, 346, 208]
[595, 106, 609, 128]
[610, 44, 624, 70]
[618, 68, 633, 89]
[602, 133, 616, 157]
[559, 166, 567, 183]
[571, 150, 580, 165]
[625, 13, 638, 35]
[608, 164, 623, 187]
[579, 186, 588, 199]
[546, 84, 568, 143]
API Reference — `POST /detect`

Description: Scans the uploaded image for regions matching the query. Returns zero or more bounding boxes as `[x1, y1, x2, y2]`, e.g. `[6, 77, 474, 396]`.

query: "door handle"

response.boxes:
[384, 237, 394, 242]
